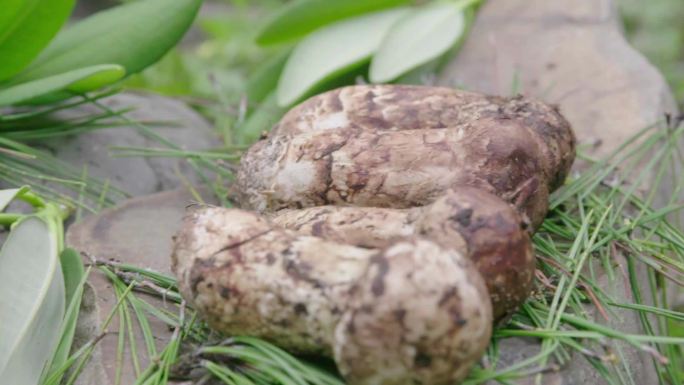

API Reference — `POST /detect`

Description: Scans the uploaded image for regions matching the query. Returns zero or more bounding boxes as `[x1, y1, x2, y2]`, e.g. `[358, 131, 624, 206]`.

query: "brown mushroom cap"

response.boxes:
[335, 238, 492, 385]
[237, 114, 557, 229]
[270, 84, 575, 202]
[415, 187, 535, 322]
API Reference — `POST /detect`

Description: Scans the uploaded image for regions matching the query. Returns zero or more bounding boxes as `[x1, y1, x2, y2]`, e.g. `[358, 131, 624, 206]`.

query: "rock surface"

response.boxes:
[438, 0, 678, 158]
[66, 188, 217, 385]
[437, 1, 678, 384]
[46, 93, 217, 384]
[36, 92, 219, 200]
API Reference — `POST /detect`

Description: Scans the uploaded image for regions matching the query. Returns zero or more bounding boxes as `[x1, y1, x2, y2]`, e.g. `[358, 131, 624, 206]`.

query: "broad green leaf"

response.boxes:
[0, 65, 125, 106]
[12, 0, 202, 83]
[370, 2, 467, 83]
[0, 0, 75, 82]
[256, 0, 410, 45]
[246, 49, 291, 105]
[0, 216, 64, 385]
[44, 248, 86, 383]
[236, 92, 286, 145]
[277, 8, 408, 107]
[0, 187, 27, 212]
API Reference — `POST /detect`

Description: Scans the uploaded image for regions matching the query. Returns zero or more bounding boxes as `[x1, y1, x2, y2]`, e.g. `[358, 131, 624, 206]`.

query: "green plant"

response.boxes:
[0, 0, 201, 106]
[124, 0, 482, 146]
[272, 0, 479, 107]
[0, 0, 203, 208]
[0, 187, 85, 385]
[234, 0, 482, 144]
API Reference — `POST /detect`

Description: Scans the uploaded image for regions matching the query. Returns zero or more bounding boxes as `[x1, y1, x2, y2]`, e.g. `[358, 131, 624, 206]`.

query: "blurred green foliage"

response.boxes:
[619, 1, 684, 374]
[124, 0, 286, 145]
[124, 0, 476, 146]
[127, 0, 684, 103]
[125, 1, 284, 99]
[619, 0, 684, 104]
[0, 0, 201, 106]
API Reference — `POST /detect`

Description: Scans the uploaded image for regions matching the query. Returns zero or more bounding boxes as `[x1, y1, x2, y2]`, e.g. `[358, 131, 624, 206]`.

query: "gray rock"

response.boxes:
[35, 92, 219, 201]
[439, 0, 678, 158]
[66, 188, 218, 385]
[438, 1, 678, 384]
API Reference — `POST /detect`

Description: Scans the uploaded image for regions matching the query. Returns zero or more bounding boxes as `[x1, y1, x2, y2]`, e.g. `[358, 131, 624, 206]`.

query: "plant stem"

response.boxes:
[18, 189, 46, 208]
[0, 213, 22, 226]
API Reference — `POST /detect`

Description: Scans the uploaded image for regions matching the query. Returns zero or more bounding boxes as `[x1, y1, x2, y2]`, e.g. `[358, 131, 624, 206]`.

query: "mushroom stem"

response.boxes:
[172, 207, 492, 385]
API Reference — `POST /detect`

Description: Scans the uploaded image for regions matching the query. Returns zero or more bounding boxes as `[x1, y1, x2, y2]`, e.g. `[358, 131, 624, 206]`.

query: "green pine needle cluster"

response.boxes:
[0, 91, 129, 212]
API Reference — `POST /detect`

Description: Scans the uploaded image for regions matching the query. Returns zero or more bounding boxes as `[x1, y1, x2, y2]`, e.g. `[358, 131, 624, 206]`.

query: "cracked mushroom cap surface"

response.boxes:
[172, 207, 373, 353]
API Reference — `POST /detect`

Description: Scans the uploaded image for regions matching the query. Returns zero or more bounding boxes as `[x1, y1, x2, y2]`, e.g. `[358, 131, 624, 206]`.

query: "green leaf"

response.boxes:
[44, 248, 86, 384]
[0, 216, 64, 385]
[246, 49, 291, 105]
[0, 65, 125, 106]
[370, 2, 467, 83]
[58, 248, 85, 314]
[12, 0, 202, 83]
[256, 0, 410, 46]
[276, 8, 408, 107]
[236, 92, 287, 145]
[0, 187, 27, 212]
[0, 0, 75, 82]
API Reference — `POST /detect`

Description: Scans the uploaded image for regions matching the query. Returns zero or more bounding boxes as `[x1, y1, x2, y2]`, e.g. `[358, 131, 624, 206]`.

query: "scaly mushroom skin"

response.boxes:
[236, 85, 575, 229]
[238, 116, 551, 229]
[172, 207, 492, 385]
[271, 187, 534, 322]
[269, 201, 421, 249]
[335, 239, 492, 385]
[271, 85, 574, 192]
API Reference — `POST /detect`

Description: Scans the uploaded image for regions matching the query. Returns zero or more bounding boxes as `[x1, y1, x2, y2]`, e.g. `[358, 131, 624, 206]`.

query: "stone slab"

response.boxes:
[438, 0, 678, 158]
[34, 92, 219, 200]
[66, 188, 217, 385]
